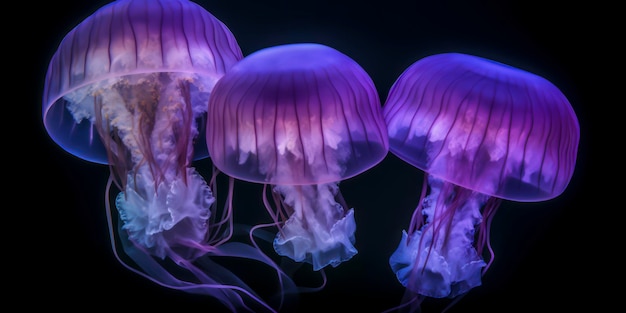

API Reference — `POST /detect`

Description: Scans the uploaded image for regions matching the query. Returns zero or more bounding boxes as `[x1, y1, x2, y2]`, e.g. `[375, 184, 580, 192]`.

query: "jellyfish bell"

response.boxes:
[43, 0, 242, 164]
[42, 0, 291, 311]
[207, 43, 389, 271]
[385, 53, 578, 202]
[383, 53, 579, 308]
[42, 0, 241, 259]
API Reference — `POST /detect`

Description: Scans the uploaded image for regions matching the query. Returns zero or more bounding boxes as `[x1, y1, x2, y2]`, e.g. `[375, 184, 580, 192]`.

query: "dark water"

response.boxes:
[30, 0, 599, 312]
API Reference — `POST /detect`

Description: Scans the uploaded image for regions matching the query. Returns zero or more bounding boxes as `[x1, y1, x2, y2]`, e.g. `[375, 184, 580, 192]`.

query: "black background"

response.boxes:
[26, 0, 602, 312]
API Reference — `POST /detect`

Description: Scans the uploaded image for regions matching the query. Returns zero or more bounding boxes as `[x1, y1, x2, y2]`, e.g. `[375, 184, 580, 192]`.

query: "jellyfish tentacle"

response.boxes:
[383, 52, 579, 312]
[116, 166, 214, 259]
[44, 1, 304, 310]
[205, 43, 388, 297]
[105, 175, 280, 313]
[389, 175, 487, 299]
[107, 168, 300, 313]
[249, 185, 330, 294]
[271, 183, 357, 271]
[475, 196, 501, 273]
[83, 72, 213, 260]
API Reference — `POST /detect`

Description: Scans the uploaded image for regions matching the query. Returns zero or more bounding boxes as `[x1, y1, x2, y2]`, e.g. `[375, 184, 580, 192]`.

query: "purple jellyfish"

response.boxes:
[382, 53, 579, 310]
[42, 0, 292, 311]
[206, 43, 389, 272]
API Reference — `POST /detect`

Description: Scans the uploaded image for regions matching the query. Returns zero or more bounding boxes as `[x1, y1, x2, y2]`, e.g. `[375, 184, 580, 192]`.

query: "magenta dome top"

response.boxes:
[383, 53, 579, 202]
[207, 43, 389, 185]
[42, 0, 243, 163]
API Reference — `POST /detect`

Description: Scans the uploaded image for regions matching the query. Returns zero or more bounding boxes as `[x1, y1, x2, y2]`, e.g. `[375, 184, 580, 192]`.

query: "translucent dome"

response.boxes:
[207, 43, 389, 185]
[383, 53, 579, 201]
[42, 0, 243, 164]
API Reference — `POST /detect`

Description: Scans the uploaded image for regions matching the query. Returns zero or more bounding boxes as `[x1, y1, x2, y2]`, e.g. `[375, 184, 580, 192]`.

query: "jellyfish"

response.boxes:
[382, 53, 579, 311]
[206, 43, 389, 272]
[42, 0, 293, 311]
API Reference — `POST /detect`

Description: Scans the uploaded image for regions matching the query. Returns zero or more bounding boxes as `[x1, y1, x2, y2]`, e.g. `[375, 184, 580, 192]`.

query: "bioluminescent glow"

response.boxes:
[382, 52, 579, 312]
[42, 1, 293, 311]
[206, 43, 389, 272]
